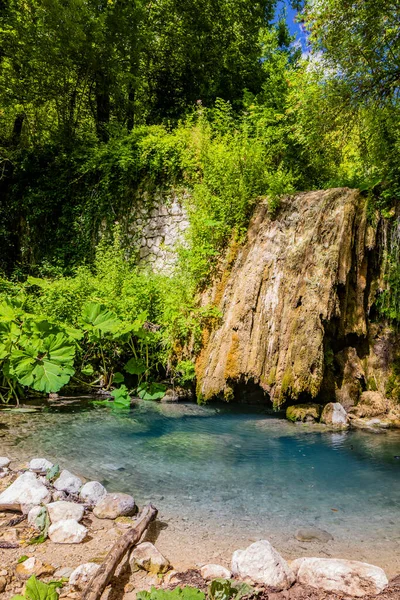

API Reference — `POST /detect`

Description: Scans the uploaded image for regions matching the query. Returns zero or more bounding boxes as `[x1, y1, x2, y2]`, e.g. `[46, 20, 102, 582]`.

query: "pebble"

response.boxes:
[0, 457, 11, 469]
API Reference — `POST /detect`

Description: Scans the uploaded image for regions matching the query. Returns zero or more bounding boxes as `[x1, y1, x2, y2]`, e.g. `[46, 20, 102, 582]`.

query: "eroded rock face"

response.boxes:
[231, 540, 295, 590]
[291, 557, 388, 597]
[351, 391, 388, 418]
[130, 542, 170, 574]
[196, 189, 374, 406]
[286, 404, 321, 423]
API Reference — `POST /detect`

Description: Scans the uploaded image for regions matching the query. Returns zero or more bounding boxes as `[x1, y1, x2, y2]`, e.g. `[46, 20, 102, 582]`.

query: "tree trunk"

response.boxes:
[95, 70, 110, 142]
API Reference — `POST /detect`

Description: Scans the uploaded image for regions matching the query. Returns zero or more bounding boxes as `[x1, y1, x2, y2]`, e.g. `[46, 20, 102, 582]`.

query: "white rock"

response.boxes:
[53, 469, 83, 494]
[200, 564, 231, 580]
[292, 557, 388, 597]
[321, 403, 348, 428]
[93, 493, 136, 519]
[130, 542, 170, 574]
[79, 481, 107, 506]
[0, 457, 10, 469]
[27, 506, 46, 529]
[47, 501, 85, 523]
[0, 471, 51, 507]
[69, 563, 99, 589]
[54, 566, 74, 579]
[29, 458, 53, 474]
[48, 519, 88, 544]
[231, 540, 295, 590]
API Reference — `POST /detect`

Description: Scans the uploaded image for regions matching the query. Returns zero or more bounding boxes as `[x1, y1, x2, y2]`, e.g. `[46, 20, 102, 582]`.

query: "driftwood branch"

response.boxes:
[81, 503, 158, 600]
[0, 503, 22, 512]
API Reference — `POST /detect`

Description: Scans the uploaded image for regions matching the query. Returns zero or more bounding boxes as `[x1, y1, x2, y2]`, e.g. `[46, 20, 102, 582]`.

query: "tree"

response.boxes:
[303, 0, 400, 107]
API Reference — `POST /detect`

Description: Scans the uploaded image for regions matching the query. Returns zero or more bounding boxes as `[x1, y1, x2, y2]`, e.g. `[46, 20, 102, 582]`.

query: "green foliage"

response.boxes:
[136, 587, 205, 600]
[11, 576, 61, 600]
[208, 579, 254, 600]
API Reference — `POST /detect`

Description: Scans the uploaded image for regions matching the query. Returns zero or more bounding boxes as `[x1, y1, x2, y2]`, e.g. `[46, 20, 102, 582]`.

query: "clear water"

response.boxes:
[2, 400, 400, 571]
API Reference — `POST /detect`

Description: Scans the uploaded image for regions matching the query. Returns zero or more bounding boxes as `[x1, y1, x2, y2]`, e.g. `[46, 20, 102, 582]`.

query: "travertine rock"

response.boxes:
[93, 492, 136, 519]
[0, 471, 51, 508]
[48, 519, 88, 544]
[231, 540, 295, 590]
[320, 403, 348, 428]
[53, 470, 83, 494]
[291, 557, 388, 597]
[130, 542, 170, 574]
[69, 563, 99, 589]
[29, 458, 53, 474]
[200, 564, 231, 580]
[196, 189, 371, 406]
[79, 481, 107, 506]
[47, 501, 85, 523]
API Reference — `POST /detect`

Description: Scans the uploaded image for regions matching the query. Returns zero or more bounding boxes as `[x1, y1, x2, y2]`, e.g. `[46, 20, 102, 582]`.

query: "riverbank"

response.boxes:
[1, 401, 400, 578]
[0, 456, 399, 600]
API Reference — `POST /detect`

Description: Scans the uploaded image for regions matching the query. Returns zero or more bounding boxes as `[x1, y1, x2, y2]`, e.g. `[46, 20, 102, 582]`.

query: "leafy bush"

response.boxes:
[137, 587, 205, 600]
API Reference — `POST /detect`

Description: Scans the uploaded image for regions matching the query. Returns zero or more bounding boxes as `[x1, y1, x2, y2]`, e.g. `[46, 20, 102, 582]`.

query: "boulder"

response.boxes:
[29, 458, 53, 474]
[0, 471, 51, 509]
[286, 404, 322, 423]
[320, 403, 348, 428]
[295, 527, 333, 543]
[93, 493, 136, 519]
[350, 391, 388, 418]
[231, 540, 295, 590]
[27, 506, 46, 530]
[0, 457, 10, 469]
[69, 563, 99, 589]
[15, 557, 55, 580]
[47, 501, 85, 523]
[48, 519, 88, 544]
[130, 542, 170, 574]
[53, 469, 83, 494]
[79, 481, 107, 506]
[200, 564, 231, 580]
[292, 557, 388, 597]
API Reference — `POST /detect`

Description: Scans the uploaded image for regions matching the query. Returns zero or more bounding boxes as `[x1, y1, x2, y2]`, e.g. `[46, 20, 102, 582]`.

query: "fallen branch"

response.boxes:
[81, 503, 158, 600]
[0, 503, 21, 512]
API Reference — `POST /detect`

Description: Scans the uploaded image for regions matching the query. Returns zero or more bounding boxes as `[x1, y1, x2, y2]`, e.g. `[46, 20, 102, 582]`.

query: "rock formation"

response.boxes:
[196, 188, 398, 407]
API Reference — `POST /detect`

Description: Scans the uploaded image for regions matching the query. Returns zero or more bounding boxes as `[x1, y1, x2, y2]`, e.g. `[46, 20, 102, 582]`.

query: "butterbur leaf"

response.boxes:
[113, 372, 125, 383]
[46, 464, 60, 481]
[24, 575, 59, 600]
[81, 303, 121, 334]
[137, 382, 166, 401]
[43, 333, 75, 365]
[110, 385, 131, 408]
[136, 587, 205, 600]
[124, 357, 146, 375]
[81, 364, 94, 376]
[10, 333, 75, 393]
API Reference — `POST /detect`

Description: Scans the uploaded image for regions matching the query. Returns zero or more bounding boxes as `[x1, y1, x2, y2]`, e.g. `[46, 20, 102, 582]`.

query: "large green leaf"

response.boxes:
[137, 382, 166, 401]
[10, 333, 76, 393]
[124, 357, 146, 375]
[12, 575, 60, 600]
[110, 385, 131, 408]
[81, 303, 121, 334]
[43, 333, 75, 364]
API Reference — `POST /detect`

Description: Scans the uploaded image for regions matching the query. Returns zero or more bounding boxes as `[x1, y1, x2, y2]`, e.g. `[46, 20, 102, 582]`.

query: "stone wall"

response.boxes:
[125, 189, 190, 273]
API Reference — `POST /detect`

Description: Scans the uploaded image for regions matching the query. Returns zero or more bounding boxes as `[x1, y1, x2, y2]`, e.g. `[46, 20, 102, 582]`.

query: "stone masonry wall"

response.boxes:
[125, 189, 190, 273]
